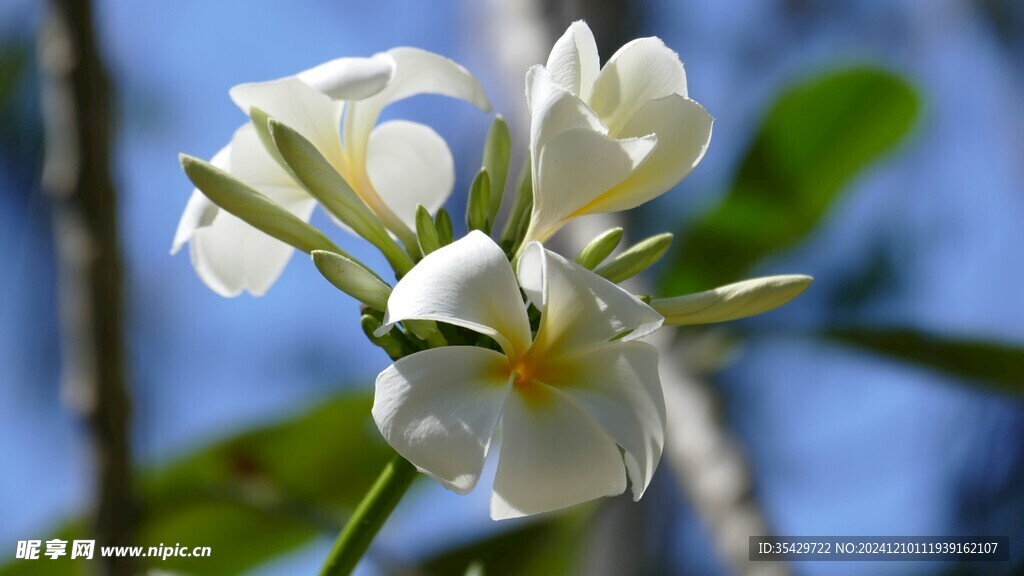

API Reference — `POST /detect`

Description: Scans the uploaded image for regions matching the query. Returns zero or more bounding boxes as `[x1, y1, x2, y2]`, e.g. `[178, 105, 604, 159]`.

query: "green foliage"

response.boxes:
[830, 329, 1024, 395]
[662, 67, 920, 295]
[435, 208, 455, 247]
[0, 393, 393, 576]
[416, 204, 442, 255]
[421, 509, 592, 576]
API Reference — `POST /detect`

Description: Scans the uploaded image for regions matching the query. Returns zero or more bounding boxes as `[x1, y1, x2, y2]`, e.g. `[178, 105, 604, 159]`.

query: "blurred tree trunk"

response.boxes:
[38, 1, 135, 574]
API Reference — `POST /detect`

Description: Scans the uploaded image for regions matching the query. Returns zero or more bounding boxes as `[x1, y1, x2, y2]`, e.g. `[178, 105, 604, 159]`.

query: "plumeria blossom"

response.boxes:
[522, 21, 714, 245]
[172, 49, 490, 296]
[372, 231, 666, 519]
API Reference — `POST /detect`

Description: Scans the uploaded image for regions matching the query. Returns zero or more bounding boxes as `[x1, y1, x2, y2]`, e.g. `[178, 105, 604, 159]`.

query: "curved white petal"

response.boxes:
[187, 124, 315, 297]
[543, 342, 665, 500]
[528, 127, 656, 244]
[188, 201, 311, 297]
[172, 144, 230, 254]
[582, 95, 713, 215]
[545, 21, 600, 101]
[518, 243, 663, 356]
[373, 346, 512, 494]
[228, 123, 305, 189]
[296, 54, 394, 101]
[526, 65, 605, 156]
[229, 77, 345, 172]
[380, 231, 531, 358]
[365, 120, 455, 230]
[491, 383, 626, 520]
[343, 47, 490, 168]
[590, 37, 688, 135]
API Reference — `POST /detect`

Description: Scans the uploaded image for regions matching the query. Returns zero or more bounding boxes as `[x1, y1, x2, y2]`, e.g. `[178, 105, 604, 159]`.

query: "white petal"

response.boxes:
[517, 243, 663, 356]
[584, 95, 713, 214]
[543, 342, 665, 500]
[373, 346, 512, 494]
[380, 231, 531, 359]
[188, 206, 306, 297]
[365, 120, 454, 230]
[491, 383, 626, 520]
[172, 144, 230, 254]
[590, 37, 688, 135]
[187, 125, 315, 297]
[228, 123, 304, 189]
[296, 54, 394, 101]
[525, 65, 605, 156]
[545, 21, 600, 100]
[527, 127, 656, 244]
[343, 47, 490, 168]
[652, 275, 813, 325]
[230, 77, 345, 172]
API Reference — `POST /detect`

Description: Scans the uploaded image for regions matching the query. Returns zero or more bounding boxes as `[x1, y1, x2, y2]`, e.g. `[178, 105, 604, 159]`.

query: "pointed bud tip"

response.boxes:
[178, 153, 198, 168]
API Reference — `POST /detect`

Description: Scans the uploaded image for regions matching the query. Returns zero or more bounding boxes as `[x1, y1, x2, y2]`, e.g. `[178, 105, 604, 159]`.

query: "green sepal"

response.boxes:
[435, 208, 454, 247]
[415, 204, 441, 256]
[483, 115, 511, 225]
[499, 159, 533, 256]
[466, 168, 491, 233]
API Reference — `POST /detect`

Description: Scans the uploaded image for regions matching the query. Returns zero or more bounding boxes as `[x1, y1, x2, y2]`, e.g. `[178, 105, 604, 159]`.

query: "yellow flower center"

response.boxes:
[508, 358, 549, 407]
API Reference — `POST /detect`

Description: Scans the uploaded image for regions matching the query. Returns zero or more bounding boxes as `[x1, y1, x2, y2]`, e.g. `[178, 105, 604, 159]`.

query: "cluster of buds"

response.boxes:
[174, 21, 811, 520]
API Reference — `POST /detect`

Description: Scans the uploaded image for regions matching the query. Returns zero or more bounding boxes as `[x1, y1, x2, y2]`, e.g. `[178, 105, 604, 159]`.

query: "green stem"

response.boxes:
[319, 454, 417, 576]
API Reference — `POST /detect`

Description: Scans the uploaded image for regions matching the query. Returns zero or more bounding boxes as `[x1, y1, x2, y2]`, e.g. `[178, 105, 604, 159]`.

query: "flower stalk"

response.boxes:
[318, 454, 417, 576]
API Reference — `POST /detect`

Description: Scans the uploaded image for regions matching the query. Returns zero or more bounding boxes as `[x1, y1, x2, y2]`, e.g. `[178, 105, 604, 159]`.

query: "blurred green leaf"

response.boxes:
[831, 329, 1024, 395]
[421, 510, 591, 576]
[662, 66, 920, 295]
[0, 392, 394, 576]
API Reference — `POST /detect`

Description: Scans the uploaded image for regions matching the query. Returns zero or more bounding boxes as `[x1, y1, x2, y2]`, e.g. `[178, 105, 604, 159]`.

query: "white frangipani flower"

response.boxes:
[172, 49, 491, 296]
[522, 21, 714, 245]
[372, 231, 666, 520]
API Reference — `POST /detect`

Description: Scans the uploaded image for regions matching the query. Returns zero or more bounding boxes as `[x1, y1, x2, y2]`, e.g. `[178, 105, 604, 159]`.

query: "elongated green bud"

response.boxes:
[415, 204, 441, 256]
[179, 154, 342, 255]
[268, 118, 414, 275]
[483, 115, 511, 224]
[312, 250, 392, 311]
[574, 227, 624, 270]
[435, 208, 454, 247]
[594, 233, 673, 283]
[499, 159, 533, 255]
[249, 107, 287, 169]
[652, 275, 813, 325]
[466, 168, 491, 233]
[361, 314, 414, 360]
